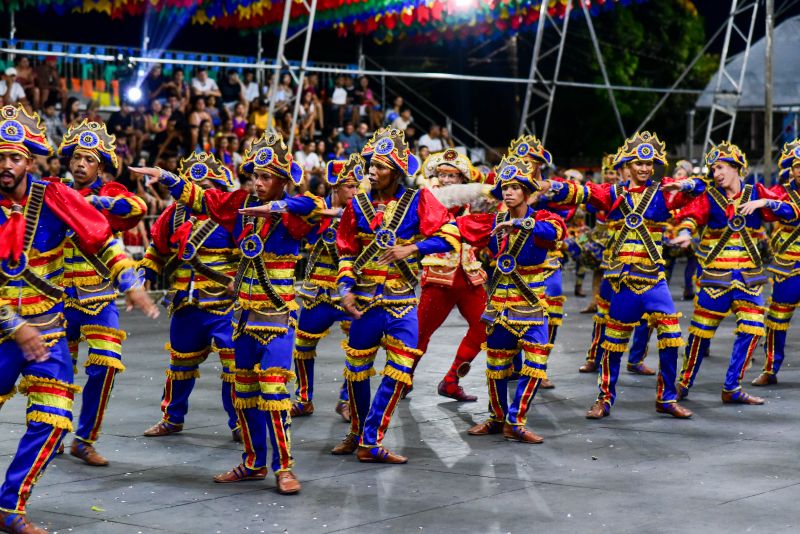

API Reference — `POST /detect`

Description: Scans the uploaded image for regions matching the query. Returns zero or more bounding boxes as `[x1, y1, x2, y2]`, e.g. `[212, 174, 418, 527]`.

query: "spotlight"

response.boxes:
[126, 86, 143, 103]
[452, 0, 474, 10]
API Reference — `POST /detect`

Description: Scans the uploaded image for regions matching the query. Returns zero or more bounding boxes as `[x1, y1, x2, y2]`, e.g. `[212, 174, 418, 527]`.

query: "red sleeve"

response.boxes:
[585, 181, 614, 212]
[202, 188, 249, 234]
[418, 187, 453, 237]
[149, 203, 176, 255]
[675, 193, 710, 227]
[662, 177, 700, 211]
[456, 213, 495, 249]
[533, 210, 568, 250]
[336, 200, 361, 256]
[98, 182, 147, 232]
[282, 212, 314, 240]
[756, 182, 791, 223]
[44, 181, 113, 255]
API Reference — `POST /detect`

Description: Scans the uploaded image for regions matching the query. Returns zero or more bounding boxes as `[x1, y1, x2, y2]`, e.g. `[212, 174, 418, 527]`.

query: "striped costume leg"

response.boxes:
[210, 309, 238, 431]
[484, 325, 519, 423]
[649, 313, 684, 403]
[725, 295, 765, 393]
[679, 288, 728, 392]
[0, 338, 75, 516]
[293, 302, 339, 406]
[762, 277, 799, 376]
[232, 329, 268, 471]
[342, 308, 383, 441]
[627, 320, 653, 366]
[507, 322, 551, 426]
[361, 307, 421, 449]
[543, 268, 564, 348]
[74, 303, 126, 445]
[585, 279, 614, 367]
[257, 328, 295, 474]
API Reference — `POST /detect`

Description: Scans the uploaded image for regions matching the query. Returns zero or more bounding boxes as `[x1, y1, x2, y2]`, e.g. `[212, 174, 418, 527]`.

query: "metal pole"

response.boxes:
[764, 0, 774, 183]
[687, 109, 695, 162]
[542, 0, 573, 144]
[256, 30, 264, 92]
[7, 10, 15, 64]
[288, 0, 319, 151]
[581, 2, 626, 138]
[518, 0, 549, 136]
[267, 0, 295, 129]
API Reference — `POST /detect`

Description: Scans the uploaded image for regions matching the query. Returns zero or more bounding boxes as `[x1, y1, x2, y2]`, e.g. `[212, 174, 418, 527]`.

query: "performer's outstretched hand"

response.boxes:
[738, 198, 767, 216]
[341, 292, 363, 320]
[377, 244, 417, 265]
[661, 179, 694, 193]
[238, 205, 274, 218]
[125, 287, 160, 319]
[129, 166, 161, 185]
[670, 234, 692, 249]
[491, 220, 516, 237]
[14, 324, 50, 362]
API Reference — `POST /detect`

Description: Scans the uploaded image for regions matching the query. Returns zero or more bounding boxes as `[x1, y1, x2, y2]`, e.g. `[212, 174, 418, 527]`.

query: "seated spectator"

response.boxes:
[41, 99, 65, 148]
[147, 100, 170, 137]
[391, 107, 413, 130]
[219, 69, 244, 113]
[13, 57, 38, 108]
[229, 136, 243, 178]
[337, 121, 360, 155]
[206, 95, 222, 128]
[354, 76, 380, 130]
[248, 98, 274, 134]
[0, 68, 27, 105]
[418, 123, 444, 153]
[242, 69, 260, 104]
[84, 99, 103, 123]
[329, 75, 350, 128]
[107, 101, 135, 144]
[195, 120, 213, 152]
[272, 73, 294, 113]
[232, 102, 248, 138]
[298, 91, 318, 141]
[276, 110, 298, 145]
[164, 68, 191, 105]
[440, 126, 456, 149]
[143, 64, 168, 102]
[35, 56, 63, 110]
[63, 96, 83, 125]
[355, 121, 370, 153]
[154, 118, 184, 163]
[191, 67, 221, 97]
[294, 140, 322, 176]
[384, 96, 403, 126]
[188, 96, 213, 146]
[418, 145, 431, 163]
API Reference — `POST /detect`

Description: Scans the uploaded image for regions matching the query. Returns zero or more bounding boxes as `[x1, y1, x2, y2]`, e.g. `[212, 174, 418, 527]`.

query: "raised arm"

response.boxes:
[87, 182, 148, 232]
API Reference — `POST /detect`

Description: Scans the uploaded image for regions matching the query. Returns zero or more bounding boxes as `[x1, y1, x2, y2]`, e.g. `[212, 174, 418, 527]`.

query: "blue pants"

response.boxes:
[232, 310, 295, 473]
[763, 276, 800, 376]
[293, 301, 349, 405]
[598, 280, 683, 407]
[343, 306, 420, 450]
[65, 301, 125, 444]
[680, 283, 765, 393]
[158, 306, 238, 430]
[0, 322, 75, 515]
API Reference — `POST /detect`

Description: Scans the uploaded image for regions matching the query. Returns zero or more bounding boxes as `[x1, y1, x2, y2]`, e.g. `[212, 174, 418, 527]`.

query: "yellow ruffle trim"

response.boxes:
[519, 367, 547, 379]
[254, 365, 296, 383]
[83, 324, 128, 341]
[486, 368, 515, 380]
[687, 326, 716, 339]
[85, 355, 126, 372]
[27, 411, 73, 431]
[233, 397, 259, 409]
[341, 340, 381, 357]
[657, 337, 685, 349]
[18, 376, 81, 395]
[764, 320, 791, 331]
[381, 367, 412, 386]
[0, 387, 16, 403]
[601, 340, 632, 352]
[292, 350, 317, 361]
[165, 369, 200, 380]
[343, 368, 377, 382]
[296, 328, 330, 340]
[165, 343, 211, 359]
[735, 324, 765, 337]
[220, 372, 236, 383]
[259, 398, 292, 412]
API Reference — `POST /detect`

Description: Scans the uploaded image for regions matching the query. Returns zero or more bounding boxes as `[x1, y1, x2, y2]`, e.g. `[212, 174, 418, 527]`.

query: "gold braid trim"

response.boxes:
[220, 372, 236, 383]
[233, 397, 260, 409]
[41, 332, 65, 348]
[735, 324, 765, 337]
[66, 293, 117, 309]
[687, 326, 716, 339]
[85, 355, 126, 371]
[486, 368, 515, 380]
[258, 398, 292, 412]
[0, 387, 16, 403]
[82, 324, 128, 341]
[381, 367, 413, 386]
[27, 411, 73, 431]
[18, 376, 82, 395]
[518, 367, 548, 379]
[343, 368, 377, 381]
[165, 369, 200, 380]
[657, 337, 685, 349]
[764, 319, 791, 331]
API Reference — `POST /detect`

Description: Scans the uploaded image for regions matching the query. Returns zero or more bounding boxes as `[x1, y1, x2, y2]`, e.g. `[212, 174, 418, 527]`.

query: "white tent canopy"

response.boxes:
[696, 14, 800, 111]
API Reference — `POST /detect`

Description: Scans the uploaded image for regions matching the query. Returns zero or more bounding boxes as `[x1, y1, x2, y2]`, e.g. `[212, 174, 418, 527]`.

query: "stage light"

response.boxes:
[452, 0, 474, 10]
[126, 86, 143, 103]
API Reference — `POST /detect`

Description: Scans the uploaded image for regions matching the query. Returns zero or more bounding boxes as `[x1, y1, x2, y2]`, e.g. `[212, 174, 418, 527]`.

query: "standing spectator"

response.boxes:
[354, 76, 380, 130]
[0, 68, 27, 105]
[41, 99, 65, 148]
[337, 121, 360, 155]
[13, 56, 38, 107]
[298, 91, 318, 141]
[329, 75, 349, 128]
[418, 123, 444, 152]
[391, 107, 413, 130]
[191, 68, 221, 97]
[219, 69, 244, 113]
[242, 69, 260, 104]
[36, 56, 63, 110]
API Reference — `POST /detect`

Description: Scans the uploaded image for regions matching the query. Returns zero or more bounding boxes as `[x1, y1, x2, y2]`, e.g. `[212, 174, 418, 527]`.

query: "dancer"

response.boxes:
[139, 152, 240, 440]
[330, 128, 459, 463]
[462, 155, 566, 443]
[674, 142, 797, 405]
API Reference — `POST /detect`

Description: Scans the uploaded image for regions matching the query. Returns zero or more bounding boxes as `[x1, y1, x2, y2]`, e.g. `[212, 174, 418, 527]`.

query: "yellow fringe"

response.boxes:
[85, 355, 126, 372]
[293, 350, 316, 361]
[82, 324, 127, 341]
[383, 335, 423, 357]
[233, 397, 260, 409]
[295, 328, 330, 340]
[519, 367, 548, 380]
[341, 340, 381, 357]
[648, 312, 683, 321]
[601, 341, 631, 352]
[764, 320, 791, 331]
[258, 398, 292, 412]
[343, 368, 377, 382]
[19, 300, 63, 317]
[220, 372, 236, 383]
[64, 274, 105, 287]
[736, 324, 765, 337]
[657, 337, 685, 349]
[18, 376, 82, 395]
[231, 366, 258, 378]
[42, 333, 65, 348]
[108, 258, 138, 282]
[548, 318, 563, 326]
[381, 366, 413, 386]
[486, 368, 514, 380]
[137, 257, 163, 275]
[687, 326, 716, 339]
[27, 411, 73, 431]
[592, 315, 607, 325]
[165, 369, 200, 380]
[254, 365, 297, 383]
[66, 294, 117, 310]
[0, 387, 16, 403]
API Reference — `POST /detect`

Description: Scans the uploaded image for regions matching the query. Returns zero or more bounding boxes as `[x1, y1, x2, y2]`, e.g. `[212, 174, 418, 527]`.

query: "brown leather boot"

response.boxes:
[751, 373, 777, 387]
[275, 471, 301, 494]
[585, 401, 610, 419]
[290, 401, 314, 417]
[143, 421, 183, 437]
[502, 424, 544, 444]
[0, 511, 47, 534]
[721, 390, 765, 405]
[335, 401, 351, 422]
[70, 440, 109, 466]
[330, 433, 359, 455]
[213, 464, 267, 483]
[580, 303, 598, 314]
[655, 402, 693, 418]
[627, 362, 656, 376]
[539, 378, 555, 389]
[467, 419, 504, 435]
[437, 380, 478, 402]
[356, 446, 408, 464]
[578, 360, 597, 373]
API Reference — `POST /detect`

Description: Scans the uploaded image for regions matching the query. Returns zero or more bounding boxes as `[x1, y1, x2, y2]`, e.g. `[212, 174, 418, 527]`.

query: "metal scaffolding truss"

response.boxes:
[701, 0, 760, 155]
[518, 0, 626, 143]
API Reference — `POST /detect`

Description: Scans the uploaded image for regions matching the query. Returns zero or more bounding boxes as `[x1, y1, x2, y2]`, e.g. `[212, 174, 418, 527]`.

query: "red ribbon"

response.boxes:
[0, 208, 25, 262]
[170, 220, 193, 259]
